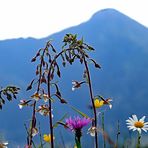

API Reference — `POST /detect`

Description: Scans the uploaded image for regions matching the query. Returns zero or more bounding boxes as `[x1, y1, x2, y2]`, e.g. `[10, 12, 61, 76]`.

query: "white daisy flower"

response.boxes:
[126, 115, 148, 134]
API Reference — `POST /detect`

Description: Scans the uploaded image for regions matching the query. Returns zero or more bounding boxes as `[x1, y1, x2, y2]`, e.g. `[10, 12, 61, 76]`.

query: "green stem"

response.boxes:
[75, 136, 81, 148]
[38, 122, 43, 148]
[75, 130, 82, 148]
[29, 101, 36, 146]
[136, 132, 141, 148]
[115, 120, 120, 148]
[102, 112, 106, 148]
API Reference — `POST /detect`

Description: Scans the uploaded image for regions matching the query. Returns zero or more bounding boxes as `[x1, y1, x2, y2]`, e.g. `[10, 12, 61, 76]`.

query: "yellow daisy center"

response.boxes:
[134, 121, 144, 128]
[94, 99, 104, 108]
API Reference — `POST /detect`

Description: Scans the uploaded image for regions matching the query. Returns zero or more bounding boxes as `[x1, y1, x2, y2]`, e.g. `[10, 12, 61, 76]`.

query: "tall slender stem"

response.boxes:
[38, 122, 44, 148]
[46, 48, 74, 148]
[102, 112, 106, 148]
[47, 51, 65, 148]
[47, 69, 54, 148]
[115, 120, 120, 148]
[29, 49, 46, 147]
[29, 100, 36, 146]
[83, 56, 98, 148]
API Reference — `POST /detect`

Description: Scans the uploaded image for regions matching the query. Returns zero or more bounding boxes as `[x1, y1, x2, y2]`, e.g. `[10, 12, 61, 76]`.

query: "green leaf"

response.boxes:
[53, 113, 68, 128]
[97, 95, 105, 101]
[69, 105, 89, 118]
[6, 93, 12, 101]
[26, 79, 35, 91]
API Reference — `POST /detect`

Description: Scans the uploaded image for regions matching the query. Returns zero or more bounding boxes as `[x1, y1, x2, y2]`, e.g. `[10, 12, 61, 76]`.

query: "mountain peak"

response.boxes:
[98, 8, 120, 13]
[89, 8, 148, 30]
[91, 8, 129, 21]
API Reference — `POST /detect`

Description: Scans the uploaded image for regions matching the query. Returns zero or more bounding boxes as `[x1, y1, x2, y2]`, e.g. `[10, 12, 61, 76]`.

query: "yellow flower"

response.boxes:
[43, 134, 55, 143]
[94, 98, 112, 109]
[94, 99, 104, 108]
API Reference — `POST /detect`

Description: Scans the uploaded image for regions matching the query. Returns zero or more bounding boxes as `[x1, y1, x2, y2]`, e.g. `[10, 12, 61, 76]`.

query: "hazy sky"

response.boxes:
[0, 0, 147, 40]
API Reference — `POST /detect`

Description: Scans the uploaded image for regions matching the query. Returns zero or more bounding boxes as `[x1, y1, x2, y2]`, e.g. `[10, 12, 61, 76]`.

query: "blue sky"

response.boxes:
[0, 0, 147, 40]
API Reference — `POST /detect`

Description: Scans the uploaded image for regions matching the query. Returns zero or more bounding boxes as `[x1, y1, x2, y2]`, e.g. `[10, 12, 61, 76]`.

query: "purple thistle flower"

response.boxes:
[65, 116, 91, 131]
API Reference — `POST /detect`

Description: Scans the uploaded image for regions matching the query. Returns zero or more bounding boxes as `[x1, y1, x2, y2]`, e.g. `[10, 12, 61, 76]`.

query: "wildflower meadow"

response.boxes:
[0, 34, 148, 148]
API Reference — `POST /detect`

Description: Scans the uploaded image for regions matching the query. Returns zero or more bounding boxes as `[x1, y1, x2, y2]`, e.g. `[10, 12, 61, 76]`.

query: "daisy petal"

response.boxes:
[144, 122, 148, 125]
[132, 128, 137, 131]
[128, 117, 135, 124]
[129, 126, 135, 130]
[132, 115, 138, 122]
[143, 127, 148, 130]
[144, 125, 148, 128]
[142, 128, 147, 132]
[139, 116, 145, 122]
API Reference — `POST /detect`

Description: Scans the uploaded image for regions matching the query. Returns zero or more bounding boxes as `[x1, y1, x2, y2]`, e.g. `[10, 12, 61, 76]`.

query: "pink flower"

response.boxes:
[65, 116, 91, 131]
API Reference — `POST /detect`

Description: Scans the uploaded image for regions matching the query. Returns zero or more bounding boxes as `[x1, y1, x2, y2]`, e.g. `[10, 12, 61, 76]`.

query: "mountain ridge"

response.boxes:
[0, 8, 148, 42]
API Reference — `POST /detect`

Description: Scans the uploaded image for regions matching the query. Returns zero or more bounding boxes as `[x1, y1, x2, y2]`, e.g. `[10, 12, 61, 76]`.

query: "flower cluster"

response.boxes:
[36, 105, 50, 116]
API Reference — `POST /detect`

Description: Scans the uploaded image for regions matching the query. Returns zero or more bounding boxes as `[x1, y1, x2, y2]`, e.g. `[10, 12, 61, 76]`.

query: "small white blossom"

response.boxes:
[32, 127, 38, 137]
[72, 80, 85, 91]
[0, 141, 8, 148]
[87, 126, 99, 137]
[18, 100, 31, 109]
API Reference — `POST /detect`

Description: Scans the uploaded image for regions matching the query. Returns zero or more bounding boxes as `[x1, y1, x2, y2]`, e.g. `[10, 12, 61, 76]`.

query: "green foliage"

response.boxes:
[69, 105, 89, 118]
[0, 86, 20, 109]
[53, 113, 68, 128]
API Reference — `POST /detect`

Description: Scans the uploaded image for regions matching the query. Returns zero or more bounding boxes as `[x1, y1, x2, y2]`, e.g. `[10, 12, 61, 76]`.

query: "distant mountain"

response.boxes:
[0, 8, 148, 147]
